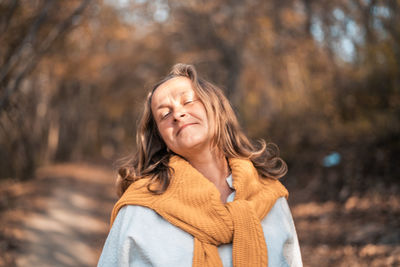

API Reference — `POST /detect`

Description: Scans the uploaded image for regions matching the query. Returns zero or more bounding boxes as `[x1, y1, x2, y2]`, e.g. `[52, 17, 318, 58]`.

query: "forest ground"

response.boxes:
[0, 162, 399, 267]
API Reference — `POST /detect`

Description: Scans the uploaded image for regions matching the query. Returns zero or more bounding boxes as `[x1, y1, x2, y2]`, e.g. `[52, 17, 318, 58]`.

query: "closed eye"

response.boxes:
[161, 111, 171, 120]
[184, 99, 198, 105]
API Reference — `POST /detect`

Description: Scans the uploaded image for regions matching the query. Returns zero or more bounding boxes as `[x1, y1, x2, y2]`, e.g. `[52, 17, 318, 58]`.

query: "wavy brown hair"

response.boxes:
[116, 63, 288, 197]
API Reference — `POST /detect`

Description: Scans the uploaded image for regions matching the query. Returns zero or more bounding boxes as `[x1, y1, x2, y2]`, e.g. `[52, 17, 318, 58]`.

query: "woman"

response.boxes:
[98, 64, 302, 267]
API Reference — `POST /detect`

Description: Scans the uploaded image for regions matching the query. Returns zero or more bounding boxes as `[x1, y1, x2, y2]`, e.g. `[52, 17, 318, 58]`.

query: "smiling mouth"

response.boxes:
[177, 123, 196, 136]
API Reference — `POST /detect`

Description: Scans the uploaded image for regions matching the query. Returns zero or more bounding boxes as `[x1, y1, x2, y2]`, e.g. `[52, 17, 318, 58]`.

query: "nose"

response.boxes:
[173, 109, 186, 122]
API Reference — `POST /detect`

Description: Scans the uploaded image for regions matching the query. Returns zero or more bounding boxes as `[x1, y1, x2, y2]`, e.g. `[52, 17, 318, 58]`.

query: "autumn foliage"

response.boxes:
[1, 0, 399, 199]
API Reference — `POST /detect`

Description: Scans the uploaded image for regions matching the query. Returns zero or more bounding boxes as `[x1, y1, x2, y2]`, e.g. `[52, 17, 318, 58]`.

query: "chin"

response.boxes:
[177, 136, 208, 151]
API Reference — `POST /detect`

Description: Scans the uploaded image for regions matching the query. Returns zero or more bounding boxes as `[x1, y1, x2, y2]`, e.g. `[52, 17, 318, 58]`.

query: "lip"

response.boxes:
[177, 123, 196, 136]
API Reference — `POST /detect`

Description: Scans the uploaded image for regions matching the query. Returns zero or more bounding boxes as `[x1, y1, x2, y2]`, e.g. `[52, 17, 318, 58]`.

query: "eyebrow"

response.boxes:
[155, 104, 170, 110]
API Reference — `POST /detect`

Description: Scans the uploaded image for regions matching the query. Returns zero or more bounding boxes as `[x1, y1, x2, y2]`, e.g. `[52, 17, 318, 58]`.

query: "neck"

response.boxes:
[184, 148, 230, 189]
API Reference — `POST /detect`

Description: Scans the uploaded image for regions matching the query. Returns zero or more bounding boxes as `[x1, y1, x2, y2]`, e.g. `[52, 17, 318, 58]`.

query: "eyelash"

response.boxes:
[160, 99, 197, 120]
[161, 112, 171, 120]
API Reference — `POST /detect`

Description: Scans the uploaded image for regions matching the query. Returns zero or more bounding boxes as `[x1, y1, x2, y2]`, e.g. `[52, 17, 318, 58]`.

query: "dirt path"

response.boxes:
[1, 163, 399, 266]
[0, 163, 117, 267]
[290, 195, 400, 266]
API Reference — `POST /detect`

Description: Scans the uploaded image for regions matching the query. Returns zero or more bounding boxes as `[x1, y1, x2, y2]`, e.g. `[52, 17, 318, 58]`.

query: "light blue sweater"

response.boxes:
[98, 175, 302, 267]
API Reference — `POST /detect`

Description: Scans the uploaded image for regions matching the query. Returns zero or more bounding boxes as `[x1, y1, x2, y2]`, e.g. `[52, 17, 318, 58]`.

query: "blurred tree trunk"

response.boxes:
[0, 0, 92, 112]
[0, 0, 92, 179]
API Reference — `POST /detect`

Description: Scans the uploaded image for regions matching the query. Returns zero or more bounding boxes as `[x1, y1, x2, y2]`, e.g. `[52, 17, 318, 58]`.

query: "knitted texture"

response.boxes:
[110, 155, 288, 267]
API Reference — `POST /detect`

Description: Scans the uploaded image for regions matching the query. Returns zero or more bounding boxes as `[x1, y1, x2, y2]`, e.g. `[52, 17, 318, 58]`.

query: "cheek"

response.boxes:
[194, 104, 209, 125]
[157, 123, 174, 142]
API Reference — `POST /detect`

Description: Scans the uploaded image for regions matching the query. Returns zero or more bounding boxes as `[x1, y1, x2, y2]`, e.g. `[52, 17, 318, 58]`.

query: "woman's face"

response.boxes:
[151, 77, 211, 158]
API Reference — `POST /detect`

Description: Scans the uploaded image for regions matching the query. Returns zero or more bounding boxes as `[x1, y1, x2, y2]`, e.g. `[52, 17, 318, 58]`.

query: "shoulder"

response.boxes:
[99, 204, 194, 267]
[272, 196, 292, 214]
[107, 204, 194, 266]
[110, 178, 160, 225]
[113, 204, 194, 241]
[114, 204, 166, 231]
[262, 197, 294, 239]
[265, 197, 293, 224]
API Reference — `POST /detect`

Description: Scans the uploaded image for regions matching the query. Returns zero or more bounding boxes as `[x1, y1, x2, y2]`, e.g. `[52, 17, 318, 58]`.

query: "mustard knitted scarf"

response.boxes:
[110, 155, 288, 267]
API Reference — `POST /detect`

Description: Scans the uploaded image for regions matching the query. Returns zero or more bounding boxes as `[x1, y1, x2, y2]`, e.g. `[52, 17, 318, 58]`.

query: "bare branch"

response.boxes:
[0, 0, 19, 36]
[0, 0, 54, 85]
[0, 0, 92, 112]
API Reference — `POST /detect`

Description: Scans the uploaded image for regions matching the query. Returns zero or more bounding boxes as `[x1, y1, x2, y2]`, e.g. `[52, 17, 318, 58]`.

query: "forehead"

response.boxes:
[151, 77, 195, 106]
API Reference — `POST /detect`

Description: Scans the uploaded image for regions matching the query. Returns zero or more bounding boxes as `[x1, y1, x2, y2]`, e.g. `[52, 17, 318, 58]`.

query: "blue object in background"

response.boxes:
[323, 152, 341, 167]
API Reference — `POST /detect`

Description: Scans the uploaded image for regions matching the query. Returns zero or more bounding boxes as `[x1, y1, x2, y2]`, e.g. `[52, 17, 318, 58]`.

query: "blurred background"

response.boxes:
[0, 0, 399, 266]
